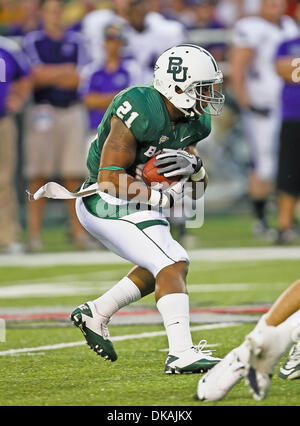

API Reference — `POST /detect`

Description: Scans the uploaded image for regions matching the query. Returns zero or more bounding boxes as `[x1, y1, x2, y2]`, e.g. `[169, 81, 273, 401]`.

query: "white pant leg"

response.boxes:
[242, 109, 280, 181]
[76, 198, 189, 277]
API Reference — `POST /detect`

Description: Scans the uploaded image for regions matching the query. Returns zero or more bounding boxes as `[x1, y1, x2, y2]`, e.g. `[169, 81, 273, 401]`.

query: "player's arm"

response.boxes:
[98, 116, 172, 207]
[32, 63, 80, 89]
[98, 116, 149, 201]
[276, 56, 299, 83]
[229, 46, 254, 108]
[6, 76, 32, 113]
[186, 145, 208, 195]
[98, 117, 185, 208]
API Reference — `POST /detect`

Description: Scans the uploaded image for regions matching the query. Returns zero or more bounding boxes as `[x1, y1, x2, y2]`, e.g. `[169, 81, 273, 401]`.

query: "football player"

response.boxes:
[197, 278, 300, 402]
[230, 0, 299, 237]
[31, 44, 225, 374]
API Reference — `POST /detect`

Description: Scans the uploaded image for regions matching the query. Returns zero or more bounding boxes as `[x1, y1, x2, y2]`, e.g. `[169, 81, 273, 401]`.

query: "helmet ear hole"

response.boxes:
[175, 86, 183, 94]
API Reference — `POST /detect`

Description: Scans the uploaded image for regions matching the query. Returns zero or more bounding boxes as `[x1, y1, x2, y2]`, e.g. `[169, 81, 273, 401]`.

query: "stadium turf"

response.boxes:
[1, 256, 300, 406]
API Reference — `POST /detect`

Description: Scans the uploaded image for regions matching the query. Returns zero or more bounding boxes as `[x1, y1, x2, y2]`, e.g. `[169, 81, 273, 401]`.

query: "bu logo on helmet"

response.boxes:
[167, 57, 188, 82]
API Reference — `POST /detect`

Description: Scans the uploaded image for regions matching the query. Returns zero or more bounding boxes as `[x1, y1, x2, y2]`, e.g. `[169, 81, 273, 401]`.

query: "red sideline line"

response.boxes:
[1, 307, 270, 322]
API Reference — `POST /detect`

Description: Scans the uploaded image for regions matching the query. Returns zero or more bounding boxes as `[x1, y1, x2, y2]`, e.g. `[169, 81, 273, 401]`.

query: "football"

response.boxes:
[142, 156, 180, 187]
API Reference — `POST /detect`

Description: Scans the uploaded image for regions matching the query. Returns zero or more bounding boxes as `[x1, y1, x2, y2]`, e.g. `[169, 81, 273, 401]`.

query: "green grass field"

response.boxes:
[1, 214, 300, 407]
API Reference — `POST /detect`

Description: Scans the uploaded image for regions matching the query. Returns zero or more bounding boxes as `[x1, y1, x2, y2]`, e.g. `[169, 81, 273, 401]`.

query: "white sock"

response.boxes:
[157, 293, 193, 354]
[93, 277, 141, 320]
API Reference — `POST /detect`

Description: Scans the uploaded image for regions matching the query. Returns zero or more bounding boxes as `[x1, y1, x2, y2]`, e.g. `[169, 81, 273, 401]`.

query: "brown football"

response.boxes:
[142, 156, 180, 187]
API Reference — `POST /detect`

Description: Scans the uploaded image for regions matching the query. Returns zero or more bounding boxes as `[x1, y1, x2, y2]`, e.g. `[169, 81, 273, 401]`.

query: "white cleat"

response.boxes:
[70, 301, 118, 362]
[165, 340, 221, 374]
[245, 317, 295, 400]
[197, 342, 250, 402]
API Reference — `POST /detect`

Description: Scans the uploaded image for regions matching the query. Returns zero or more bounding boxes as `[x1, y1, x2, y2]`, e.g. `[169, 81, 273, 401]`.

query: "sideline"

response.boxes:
[1, 247, 300, 266]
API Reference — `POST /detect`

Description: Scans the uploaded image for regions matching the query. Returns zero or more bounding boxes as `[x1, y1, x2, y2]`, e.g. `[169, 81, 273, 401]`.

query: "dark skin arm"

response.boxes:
[32, 64, 80, 89]
[98, 116, 152, 203]
[186, 145, 208, 199]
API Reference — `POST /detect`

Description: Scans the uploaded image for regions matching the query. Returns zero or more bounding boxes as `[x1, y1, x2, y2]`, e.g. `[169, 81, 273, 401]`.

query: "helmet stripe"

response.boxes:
[175, 44, 218, 72]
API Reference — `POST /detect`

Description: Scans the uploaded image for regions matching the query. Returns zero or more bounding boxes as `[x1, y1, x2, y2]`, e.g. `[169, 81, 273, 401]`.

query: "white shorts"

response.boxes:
[25, 104, 88, 179]
[242, 108, 280, 181]
[75, 197, 189, 277]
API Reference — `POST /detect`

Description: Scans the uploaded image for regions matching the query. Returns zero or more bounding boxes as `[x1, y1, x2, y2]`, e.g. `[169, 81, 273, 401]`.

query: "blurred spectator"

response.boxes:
[229, 0, 299, 238]
[0, 0, 22, 34]
[81, 0, 130, 61]
[82, 0, 185, 82]
[285, 0, 300, 17]
[0, 35, 31, 254]
[65, 0, 99, 33]
[273, 35, 300, 244]
[188, 0, 227, 61]
[0, 0, 22, 25]
[215, 0, 262, 28]
[122, 0, 186, 84]
[162, 0, 196, 28]
[80, 23, 142, 139]
[294, 0, 300, 24]
[23, 0, 91, 252]
[8, 0, 42, 37]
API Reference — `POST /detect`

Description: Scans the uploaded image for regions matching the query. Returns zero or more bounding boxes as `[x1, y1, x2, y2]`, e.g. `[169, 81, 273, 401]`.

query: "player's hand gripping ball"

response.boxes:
[142, 156, 180, 187]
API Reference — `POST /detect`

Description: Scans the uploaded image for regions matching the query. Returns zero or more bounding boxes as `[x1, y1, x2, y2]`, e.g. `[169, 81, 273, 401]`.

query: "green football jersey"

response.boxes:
[86, 85, 211, 182]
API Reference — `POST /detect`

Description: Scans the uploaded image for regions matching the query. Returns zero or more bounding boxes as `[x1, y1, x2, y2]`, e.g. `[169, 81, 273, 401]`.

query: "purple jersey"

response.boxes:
[80, 60, 137, 130]
[0, 36, 30, 118]
[276, 37, 300, 120]
[23, 30, 90, 107]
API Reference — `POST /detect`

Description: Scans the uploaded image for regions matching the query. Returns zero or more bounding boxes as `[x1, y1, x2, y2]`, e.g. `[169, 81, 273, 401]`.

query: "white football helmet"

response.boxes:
[153, 44, 225, 118]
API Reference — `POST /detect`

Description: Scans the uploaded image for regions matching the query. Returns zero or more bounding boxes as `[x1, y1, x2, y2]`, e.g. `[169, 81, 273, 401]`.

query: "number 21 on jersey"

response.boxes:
[116, 101, 139, 129]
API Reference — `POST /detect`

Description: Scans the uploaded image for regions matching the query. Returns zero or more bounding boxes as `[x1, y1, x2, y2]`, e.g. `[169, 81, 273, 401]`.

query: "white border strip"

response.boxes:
[0, 323, 239, 356]
[1, 247, 300, 266]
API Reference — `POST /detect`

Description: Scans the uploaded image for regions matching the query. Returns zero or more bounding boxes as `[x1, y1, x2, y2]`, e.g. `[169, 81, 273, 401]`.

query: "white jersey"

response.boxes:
[232, 16, 299, 108]
[81, 9, 126, 62]
[122, 12, 186, 84]
[82, 10, 185, 84]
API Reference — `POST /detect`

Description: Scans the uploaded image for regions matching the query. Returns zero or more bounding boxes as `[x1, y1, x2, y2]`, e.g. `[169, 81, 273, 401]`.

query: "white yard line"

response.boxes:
[1, 247, 300, 266]
[0, 323, 238, 356]
[0, 282, 287, 299]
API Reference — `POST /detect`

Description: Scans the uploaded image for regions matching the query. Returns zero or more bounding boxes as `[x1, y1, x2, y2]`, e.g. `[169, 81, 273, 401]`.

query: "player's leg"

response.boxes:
[242, 110, 278, 236]
[72, 197, 220, 369]
[91, 265, 155, 321]
[261, 279, 300, 382]
[63, 177, 90, 247]
[197, 279, 300, 402]
[27, 177, 48, 252]
[0, 116, 22, 253]
[275, 121, 300, 244]
[25, 104, 55, 252]
[71, 265, 155, 361]
[60, 105, 93, 249]
[156, 261, 221, 374]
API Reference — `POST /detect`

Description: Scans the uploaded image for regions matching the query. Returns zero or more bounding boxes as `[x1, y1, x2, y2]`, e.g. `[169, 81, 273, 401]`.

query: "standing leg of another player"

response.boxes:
[63, 178, 91, 248]
[197, 279, 300, 402]
[265, 279, 300, 327]
[27, 177, 47, 252]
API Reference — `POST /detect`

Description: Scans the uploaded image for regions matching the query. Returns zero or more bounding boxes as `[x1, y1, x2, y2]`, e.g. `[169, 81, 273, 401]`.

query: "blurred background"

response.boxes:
[1, 0, 300, 254]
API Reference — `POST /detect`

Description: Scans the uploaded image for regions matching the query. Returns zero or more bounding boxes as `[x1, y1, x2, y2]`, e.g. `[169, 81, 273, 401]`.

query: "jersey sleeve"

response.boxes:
[232, 19, 263, 49]
[111, 88, 152, 142]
